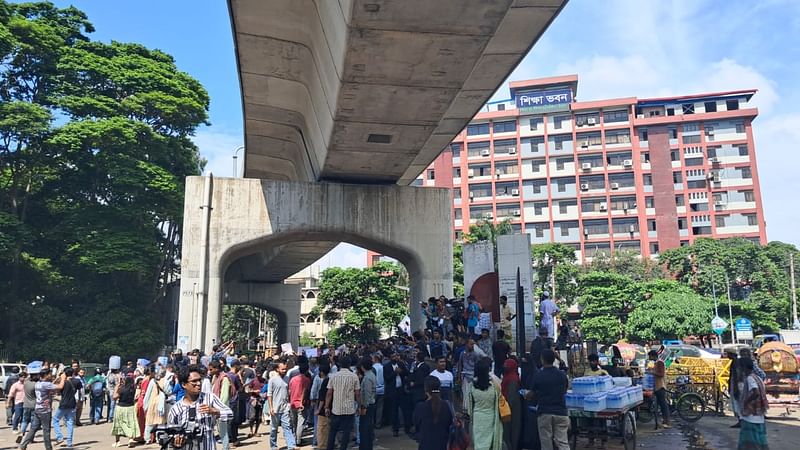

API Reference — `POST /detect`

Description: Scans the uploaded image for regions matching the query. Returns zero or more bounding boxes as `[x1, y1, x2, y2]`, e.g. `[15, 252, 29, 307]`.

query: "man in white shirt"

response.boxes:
[429, 357, 454, 401]
[371, 354, 384, 430]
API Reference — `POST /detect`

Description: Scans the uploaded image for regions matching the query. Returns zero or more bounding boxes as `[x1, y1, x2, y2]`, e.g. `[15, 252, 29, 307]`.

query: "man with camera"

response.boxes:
[165, 365, 232, 450]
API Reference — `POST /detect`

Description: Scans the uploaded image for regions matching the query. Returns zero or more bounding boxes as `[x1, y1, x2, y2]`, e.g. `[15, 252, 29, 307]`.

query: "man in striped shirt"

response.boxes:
[167, 365, 232, 450]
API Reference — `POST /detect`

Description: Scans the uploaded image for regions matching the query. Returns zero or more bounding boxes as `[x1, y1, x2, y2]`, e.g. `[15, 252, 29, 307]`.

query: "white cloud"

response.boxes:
[191, 126, 244, 177]
[314, 243, 367, 270]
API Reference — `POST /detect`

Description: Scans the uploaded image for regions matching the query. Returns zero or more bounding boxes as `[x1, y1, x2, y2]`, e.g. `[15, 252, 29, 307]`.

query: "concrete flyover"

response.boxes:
[176, 1, 566, 350]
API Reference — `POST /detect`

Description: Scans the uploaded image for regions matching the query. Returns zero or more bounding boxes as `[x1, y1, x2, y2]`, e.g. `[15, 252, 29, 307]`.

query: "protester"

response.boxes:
[429, 356, 454, 401]
[325, 355, 361, 450]
[498, 296, 515, 341]
[106, 368, 121, 423]
[6, 371, 26, 436]
[358, 356, 377, 450]
[412, 376, 452, 450]
[75, 367, 86, 427]
[467, 358, 504, 450]
[456, 337, 483, 412]
[527, 349, 569, 450]
[492, 330, 511, 377]
[143, 368, 167, 444]
[466, 295, 480, 336]
[371, 354, 384, 430]
[409, 351, 431, 409]
[111, 375, 140, 448]
[52, 367, 79, 448]
[477, 329, 493, 361]
[18, 367, 38, 442]
[539, 292, 560, 339]
[382, 351, 410, 437]
[288, 361, 311, 446]
[86, 368, 107, 424]
[501, 358, 522, 450]
[314, 364, 332, 448]
[167, 365, 233, 450]
[5, 366, 20, 426]
[267, 362, 295, 450]
[19, 363, 67, 450]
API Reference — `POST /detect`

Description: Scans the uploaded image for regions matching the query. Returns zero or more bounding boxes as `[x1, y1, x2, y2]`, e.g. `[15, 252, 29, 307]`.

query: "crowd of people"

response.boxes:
[5, 287, 772, 450]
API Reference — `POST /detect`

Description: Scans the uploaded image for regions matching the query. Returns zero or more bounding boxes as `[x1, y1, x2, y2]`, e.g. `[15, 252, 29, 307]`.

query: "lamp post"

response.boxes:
[236, 318, 252, 350]
[232, 145, 245, 177]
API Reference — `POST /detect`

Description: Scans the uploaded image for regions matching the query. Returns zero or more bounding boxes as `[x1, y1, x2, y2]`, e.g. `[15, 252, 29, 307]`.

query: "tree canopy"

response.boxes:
[315, 261, 408, 344]
[0, 1, 208, 361]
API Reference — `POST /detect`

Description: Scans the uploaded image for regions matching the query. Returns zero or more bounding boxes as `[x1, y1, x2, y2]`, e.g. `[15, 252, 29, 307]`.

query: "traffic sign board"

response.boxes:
[735, 318, 752, 331]
[712, 316, 728, 335]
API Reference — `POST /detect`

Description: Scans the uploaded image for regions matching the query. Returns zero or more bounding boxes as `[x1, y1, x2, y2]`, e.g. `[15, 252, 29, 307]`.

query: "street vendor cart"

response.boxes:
[567, 400, 641, 450]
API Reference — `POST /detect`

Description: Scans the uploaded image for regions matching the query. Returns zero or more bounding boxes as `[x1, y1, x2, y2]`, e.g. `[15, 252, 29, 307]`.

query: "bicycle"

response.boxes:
[637, 376, 705, 428]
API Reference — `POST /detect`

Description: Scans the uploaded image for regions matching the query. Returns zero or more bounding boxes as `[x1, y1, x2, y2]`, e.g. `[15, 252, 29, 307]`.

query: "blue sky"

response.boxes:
[45, 0, 800, 267]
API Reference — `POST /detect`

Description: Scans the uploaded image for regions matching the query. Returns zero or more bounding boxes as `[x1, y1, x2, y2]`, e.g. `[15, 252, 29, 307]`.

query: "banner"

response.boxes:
[515, 88, 572, 113]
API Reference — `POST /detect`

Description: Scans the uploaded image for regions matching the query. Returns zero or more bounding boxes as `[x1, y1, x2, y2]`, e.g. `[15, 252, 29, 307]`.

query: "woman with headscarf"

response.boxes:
[468, 358, 504, 450]
[413, 376, 452, 450]
[143, 369, 166, 444]
[501, 358, 522, 450]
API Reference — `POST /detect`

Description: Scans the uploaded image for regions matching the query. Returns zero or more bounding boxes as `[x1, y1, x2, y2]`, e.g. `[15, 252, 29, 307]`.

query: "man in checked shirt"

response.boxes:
[167, 365, 233, 450]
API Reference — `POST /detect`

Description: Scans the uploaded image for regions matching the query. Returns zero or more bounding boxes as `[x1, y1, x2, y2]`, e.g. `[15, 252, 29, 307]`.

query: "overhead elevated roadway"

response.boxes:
[176, 0, 568, 350]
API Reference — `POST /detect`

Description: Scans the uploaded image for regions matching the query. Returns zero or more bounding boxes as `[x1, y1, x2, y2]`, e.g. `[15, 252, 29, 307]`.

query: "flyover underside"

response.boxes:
[230, 0, 567, 184]
[177, 176, 453, 351]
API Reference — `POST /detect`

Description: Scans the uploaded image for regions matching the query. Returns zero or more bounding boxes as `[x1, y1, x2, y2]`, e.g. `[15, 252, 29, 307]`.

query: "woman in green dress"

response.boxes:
[468, 358, 504, 450]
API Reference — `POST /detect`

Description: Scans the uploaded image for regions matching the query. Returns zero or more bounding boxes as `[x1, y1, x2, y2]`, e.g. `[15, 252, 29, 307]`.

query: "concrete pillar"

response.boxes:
[225, 281, 301, 351]
[177, 177, 453, 350]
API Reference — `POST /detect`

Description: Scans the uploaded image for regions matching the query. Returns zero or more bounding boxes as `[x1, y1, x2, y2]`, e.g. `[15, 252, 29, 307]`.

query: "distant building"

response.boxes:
[414, 74, 766, 261]
[287, 266, 337, 340]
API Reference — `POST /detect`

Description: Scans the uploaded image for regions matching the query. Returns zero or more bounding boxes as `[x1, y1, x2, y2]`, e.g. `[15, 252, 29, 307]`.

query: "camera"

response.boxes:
[154, 405, 203, 450]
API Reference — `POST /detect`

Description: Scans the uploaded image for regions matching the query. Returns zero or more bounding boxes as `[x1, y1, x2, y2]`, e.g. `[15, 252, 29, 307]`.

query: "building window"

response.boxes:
[704, 101, 717, 113]
[675, 195, 685, 206]
[454, 209, 462, 220]
[453, 188, 461, 199]
[639, 129, 648, 142]
[646, 197, 654, 208]
[667, 107, 675, 116]
[554, 115, 569, 129]
[738, 145, 748, 156]
[683, 123, 699, 132]
[726, 99, 739, 111]
[533, 183, 542, 194]
[605, 130, 631, 144]
[468, 141, 490, 157]
[450, 143, 462, 158]
[557, 181, 567, 192]
[604, 110, 629, 123]
[497, 103, 505, 111]
[641, 152, 650, 163]
[534, 203, 545, 215]
[715, 216, 725, 228]
[683, 134, 701, 144]
[556, 158, 566, 170]
[559, 203, 569, 214]
[529, 117, 543, 130]
[744, 191, 755, 202]
[493, 120, 516, 133]
[678, 218, 687, 230]
[467, 123, 490, 135]
[643, 174, 652, 186]
[427, 169, 435, 180]
[741, 167, 752, 179]
[531, 160, 542, 172]
[453, 168, 461, 178]
[536, 227, 545, 238]
[747, 214, 758, 226]
[648, 219, 657, 231]
[552, 134, 572, 150]
[673, 172, 683, 183]
[670, 128, 678, 139]
[671, 150, 680, 162]
[687, 180, 707, 189]
[736, 123, 746, 133]
[682, 103, 695, 114]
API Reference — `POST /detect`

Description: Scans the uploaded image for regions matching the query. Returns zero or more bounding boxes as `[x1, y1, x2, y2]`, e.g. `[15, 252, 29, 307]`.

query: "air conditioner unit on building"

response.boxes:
[714, 200, 726, 207]
[513, 209, 521, 217]
[508, 148, 517, 155]
[480, 149, 491, 157]
[581, 162, 592, 170]
[484, 212, 494, 219]
[713, 175, 721, 183]
[636, 114, 645, 119]
[587, 117, 597, 125]
[629, 224, 636, 233]
[581, 141, 590, 148]
[511, 188, 520, 196]
[469, 191, 474, 199]
[580, 183, 590, 191]
[706, 130, 715, 136]
[468, 169, 475, 178]
[610, 182, 620, 190]
[623, 159, 633, 168]
[709, 157, 720, 164]
[599, 202, 608, 211]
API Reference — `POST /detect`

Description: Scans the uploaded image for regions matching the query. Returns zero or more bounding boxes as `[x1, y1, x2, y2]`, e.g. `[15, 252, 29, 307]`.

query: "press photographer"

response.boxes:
[164, 365, 232, 450]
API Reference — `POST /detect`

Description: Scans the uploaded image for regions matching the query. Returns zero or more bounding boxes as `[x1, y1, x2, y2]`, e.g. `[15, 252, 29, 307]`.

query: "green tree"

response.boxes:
[453, 242, 464, 298]
[576, 271, 636, 342]
[585, 250, 666, 281]
[531, 242, 579, 302]
[315, 261, 408, 344]
[0, 1, 208, 361]
[299, 331, 317, 348]
[625, 288, 713, 342]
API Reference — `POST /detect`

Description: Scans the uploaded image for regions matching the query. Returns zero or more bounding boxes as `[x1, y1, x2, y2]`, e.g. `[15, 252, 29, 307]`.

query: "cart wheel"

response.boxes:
[677, 392, 706, 422]
[623, 412, 636, 450]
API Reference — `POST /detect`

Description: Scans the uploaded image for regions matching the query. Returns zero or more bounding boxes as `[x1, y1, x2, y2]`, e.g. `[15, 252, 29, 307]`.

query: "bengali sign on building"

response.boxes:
[515, 88, 573, 113]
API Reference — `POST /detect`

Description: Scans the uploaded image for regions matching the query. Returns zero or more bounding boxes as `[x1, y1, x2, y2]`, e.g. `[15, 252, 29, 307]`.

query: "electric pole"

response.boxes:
[791, 252, 799, 329]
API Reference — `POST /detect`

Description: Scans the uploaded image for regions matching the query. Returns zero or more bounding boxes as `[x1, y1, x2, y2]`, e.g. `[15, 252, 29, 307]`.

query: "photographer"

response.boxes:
[166, 365, 232, 450]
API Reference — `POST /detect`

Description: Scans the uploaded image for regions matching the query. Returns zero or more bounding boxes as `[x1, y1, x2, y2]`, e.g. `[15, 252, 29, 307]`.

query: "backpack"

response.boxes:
[91, 380, 104, 397]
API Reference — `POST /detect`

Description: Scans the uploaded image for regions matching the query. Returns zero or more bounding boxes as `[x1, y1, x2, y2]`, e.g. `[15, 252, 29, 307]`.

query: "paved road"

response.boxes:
[2, 410, 799, 450]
